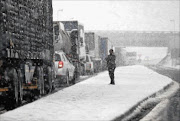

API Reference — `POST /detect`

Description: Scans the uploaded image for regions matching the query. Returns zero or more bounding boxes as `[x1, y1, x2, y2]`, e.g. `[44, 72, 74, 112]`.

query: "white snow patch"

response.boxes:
[121, 81, 179, 121]
[140, 81, 179, 121]
[158, 53, 180, 70]
[0, 65, 172, 121]
[163, 60, 180, 70]
[79, 75, 89, 80]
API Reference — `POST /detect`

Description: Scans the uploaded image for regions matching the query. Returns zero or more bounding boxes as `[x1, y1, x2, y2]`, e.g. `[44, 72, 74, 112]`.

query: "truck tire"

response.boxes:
[51, 65, 56, 91]
[17, 69, 23, 105]
[47, 66, 52, 93]
[81, 65, 86, 75]
[91, 70, 94, 75]
[72, 72, 76, 84]
[37, 67, 44, 96]
[65, 71, 69, 86]
[4, 68, 18, 110]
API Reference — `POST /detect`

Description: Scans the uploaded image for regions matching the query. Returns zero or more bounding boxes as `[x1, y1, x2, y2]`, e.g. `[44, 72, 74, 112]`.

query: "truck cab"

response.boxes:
[126, 52, 137, 65]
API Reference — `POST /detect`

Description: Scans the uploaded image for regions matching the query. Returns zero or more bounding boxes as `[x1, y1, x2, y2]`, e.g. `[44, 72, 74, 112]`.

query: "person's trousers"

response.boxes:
[108, 68, 115, 84]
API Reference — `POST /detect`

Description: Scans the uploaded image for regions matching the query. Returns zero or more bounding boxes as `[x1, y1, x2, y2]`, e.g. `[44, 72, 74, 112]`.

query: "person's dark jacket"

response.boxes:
[106, 54, 116, 69]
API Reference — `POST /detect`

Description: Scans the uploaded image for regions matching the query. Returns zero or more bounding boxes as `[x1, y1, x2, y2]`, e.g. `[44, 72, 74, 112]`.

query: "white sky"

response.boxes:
[52, 0, 180, 31]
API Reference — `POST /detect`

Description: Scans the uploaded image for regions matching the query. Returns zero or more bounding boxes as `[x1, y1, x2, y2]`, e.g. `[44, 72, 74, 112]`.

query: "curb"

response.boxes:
[113, 81, 179, 121]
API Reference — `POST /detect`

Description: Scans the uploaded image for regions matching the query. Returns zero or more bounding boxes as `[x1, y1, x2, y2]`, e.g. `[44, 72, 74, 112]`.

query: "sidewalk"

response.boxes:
[0, 65, 173, 121]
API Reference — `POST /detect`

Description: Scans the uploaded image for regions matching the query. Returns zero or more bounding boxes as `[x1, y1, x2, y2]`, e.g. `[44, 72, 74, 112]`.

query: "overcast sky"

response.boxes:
[52, 0, 179, 31]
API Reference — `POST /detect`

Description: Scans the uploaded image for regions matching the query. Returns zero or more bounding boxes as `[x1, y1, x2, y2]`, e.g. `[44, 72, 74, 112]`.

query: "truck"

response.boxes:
[126, 51, 137, 65]
[59, 21, 86, 77]
[53, 21, 76, 85]
[99, 37, 108, 70]
[85, 32, 102, 73]
[53, 22, 71, 54]
[0, 0, 54, 109]
[114, 47, 127, 66]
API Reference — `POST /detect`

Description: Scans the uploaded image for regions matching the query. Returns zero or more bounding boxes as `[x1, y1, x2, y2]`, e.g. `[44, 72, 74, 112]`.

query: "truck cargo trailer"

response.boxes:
[99, 37, 108, 70]
[53, 21, 71, 54]
[60, 20, 86, 77]
[0, 0, 54, 109]
[85, 32, 102, 73]
[114, 47, 127, 66]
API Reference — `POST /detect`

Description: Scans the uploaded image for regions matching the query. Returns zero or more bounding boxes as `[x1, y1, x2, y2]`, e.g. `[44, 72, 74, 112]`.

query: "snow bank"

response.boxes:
[0, 65, 172, 121]
[140, 81, 179, 121]
[158, 53, 180, 70]
[119, 81, 179, 121]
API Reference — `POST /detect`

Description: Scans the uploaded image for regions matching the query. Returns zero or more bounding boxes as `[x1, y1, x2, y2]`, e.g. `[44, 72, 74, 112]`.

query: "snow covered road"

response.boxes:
[0, 65, 172, 121]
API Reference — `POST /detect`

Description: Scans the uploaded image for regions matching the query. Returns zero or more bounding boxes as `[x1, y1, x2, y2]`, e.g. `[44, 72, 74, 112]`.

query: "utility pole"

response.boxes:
[170, 20, 175, 48]
[170, 19, 175, 66]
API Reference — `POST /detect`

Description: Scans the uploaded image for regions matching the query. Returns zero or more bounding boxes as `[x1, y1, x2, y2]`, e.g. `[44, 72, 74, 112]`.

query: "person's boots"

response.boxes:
[110, 78, 115, 85]
[111, 77, 115, 85]
[110, 78, 113, 84]
[112, 80, 115, 85]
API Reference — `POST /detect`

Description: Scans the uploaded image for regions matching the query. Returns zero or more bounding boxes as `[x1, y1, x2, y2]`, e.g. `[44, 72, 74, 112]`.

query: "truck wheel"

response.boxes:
[5, 68, 18, 110]
[51, 66, 56, 91]
[91, 70, 94, 75]
[82, 65, 86, 75]
[66, 71, 69, 86]
[37, 67, 44, 96]
[72, 72, 76, 84]
[47, 66, 52, 93]
[17, 69, 23, 105]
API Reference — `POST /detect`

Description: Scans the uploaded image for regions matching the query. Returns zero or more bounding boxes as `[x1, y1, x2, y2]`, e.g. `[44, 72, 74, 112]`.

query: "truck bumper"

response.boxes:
[0, 88, 9, 92]
[0, 88, 9, 101]
[23, 85, 38, 90]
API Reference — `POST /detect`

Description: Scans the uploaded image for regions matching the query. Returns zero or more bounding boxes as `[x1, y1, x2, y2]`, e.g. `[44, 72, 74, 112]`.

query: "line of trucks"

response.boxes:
[0, 0, 109, 109]
[114, 47, 137, 66]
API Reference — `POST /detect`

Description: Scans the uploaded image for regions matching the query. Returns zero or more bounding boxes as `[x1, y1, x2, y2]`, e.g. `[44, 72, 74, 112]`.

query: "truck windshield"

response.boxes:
[55, 54, 61, 61]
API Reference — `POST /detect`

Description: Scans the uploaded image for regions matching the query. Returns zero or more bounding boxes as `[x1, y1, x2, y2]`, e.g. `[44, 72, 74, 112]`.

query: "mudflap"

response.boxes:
[37, 67, 45, 96]
[44, 66, 52, 94]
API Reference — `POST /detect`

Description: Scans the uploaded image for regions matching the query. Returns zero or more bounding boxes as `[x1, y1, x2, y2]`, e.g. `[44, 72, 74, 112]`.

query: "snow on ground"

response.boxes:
[0, 65, 173, 121]
[158, 53, 180, 70]
[79, 75, 89, 80]
[164, 64, 180, 70]
[140, 81, 179, 121]
[162, 58, 180, 70]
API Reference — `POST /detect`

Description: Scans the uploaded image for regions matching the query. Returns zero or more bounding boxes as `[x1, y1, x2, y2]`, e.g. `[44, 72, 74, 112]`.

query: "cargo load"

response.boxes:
[85, 32, 102, 72]
[0, 0, 53, 61]
[0, 0, 54, 110]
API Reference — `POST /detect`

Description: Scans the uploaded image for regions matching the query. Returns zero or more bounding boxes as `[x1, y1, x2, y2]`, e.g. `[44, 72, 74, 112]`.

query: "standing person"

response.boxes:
[106, 49, 116, 85]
